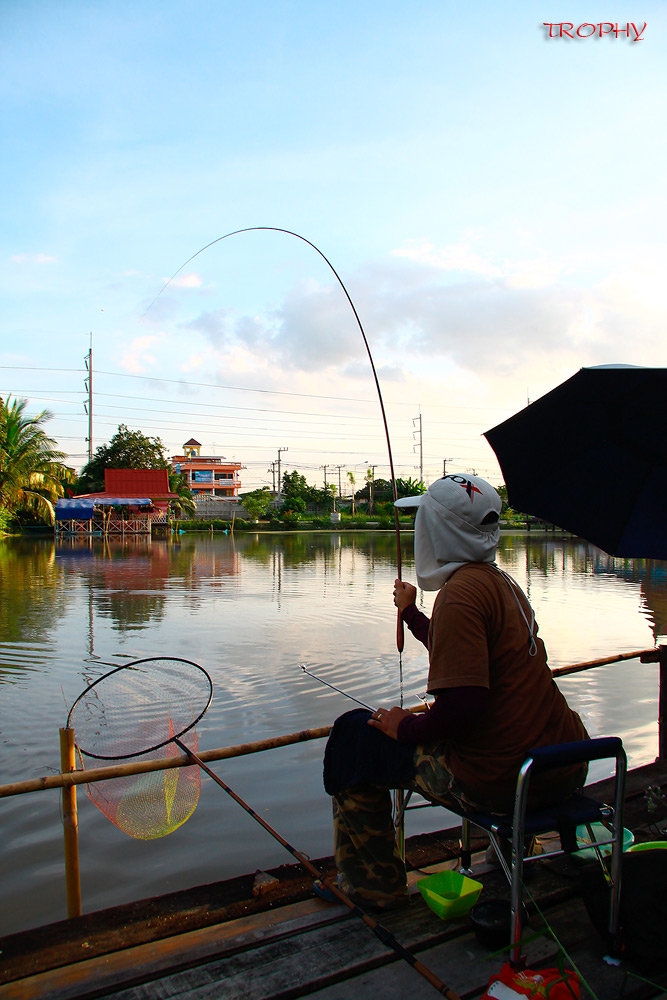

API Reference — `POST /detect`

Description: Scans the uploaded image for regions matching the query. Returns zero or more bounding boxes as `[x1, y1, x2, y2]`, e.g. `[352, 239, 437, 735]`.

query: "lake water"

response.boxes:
[1, 531, 665, 936]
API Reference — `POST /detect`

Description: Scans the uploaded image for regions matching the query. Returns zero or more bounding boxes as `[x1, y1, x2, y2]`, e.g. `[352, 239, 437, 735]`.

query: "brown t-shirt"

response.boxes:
[426, 563, 587, 810]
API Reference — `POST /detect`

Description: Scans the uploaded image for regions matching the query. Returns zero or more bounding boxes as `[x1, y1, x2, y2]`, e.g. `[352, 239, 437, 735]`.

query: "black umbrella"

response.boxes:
[484, 365, 667, 559]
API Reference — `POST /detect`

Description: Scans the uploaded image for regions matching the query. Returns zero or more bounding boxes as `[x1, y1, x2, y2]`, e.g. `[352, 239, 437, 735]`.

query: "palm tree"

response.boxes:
[0, 397, 67, 525]
[396, 477, 426, 498]
[365, 467, 375, 514]
[347, 471, 356, 515]
[167, 470, 196, 517]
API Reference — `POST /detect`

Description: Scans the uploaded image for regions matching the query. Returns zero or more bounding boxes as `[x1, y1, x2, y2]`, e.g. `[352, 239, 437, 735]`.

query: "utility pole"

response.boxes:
[83, 333, 93, 463]
[267, 461, 277, 494]
[321, 465, 329, 487]
[413, 414, 423, 483]
[442, 457, 453, 477]
[335, 465, 344, 503]
[277, 447, 288, 501]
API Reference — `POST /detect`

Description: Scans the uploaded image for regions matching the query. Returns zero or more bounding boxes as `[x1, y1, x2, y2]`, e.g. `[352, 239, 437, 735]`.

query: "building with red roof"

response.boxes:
[77, 469, 180, 515]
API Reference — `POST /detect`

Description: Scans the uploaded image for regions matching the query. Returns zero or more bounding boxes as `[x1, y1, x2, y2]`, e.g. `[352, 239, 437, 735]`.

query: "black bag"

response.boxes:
[580, 849, 667, 973]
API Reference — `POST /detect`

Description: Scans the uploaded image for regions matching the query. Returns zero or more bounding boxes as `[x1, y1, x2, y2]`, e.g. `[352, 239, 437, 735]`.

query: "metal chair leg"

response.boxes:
[460, 818, 473, 875]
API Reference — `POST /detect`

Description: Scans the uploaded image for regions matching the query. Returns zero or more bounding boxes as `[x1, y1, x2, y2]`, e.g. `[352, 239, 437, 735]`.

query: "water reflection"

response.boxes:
[0, 539, 71, 682]
[0, 530, 665, 937]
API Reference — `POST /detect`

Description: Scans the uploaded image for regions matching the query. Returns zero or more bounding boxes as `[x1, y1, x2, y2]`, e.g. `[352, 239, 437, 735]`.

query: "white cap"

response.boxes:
[394, 474, 501, 528]
[395, 475, 502, 590]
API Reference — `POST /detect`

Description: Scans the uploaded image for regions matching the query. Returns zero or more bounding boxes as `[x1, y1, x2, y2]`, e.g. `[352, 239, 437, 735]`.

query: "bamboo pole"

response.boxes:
[0, 647, 660, 803]
[551, 648, 655, 677]
[0, 726, 334, 799]
[59, 727, 82, 918]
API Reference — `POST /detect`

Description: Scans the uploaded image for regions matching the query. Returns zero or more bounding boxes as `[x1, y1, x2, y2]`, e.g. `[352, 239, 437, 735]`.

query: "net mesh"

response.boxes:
[67, 658, 211, 839]
[85, 724, 201, 839]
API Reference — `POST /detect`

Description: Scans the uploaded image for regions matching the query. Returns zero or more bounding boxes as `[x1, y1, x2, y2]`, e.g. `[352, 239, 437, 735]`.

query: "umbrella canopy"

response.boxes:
[484, 365, 667, 559]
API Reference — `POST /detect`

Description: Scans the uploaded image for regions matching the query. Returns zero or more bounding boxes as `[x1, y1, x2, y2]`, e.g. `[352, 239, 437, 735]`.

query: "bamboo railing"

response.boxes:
[0, 645, 665, 919]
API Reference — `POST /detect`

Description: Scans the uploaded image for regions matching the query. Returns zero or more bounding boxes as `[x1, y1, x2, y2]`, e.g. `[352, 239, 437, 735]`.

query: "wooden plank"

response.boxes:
[90, 899, 465, 1000]
[0, 901, 345, 1000]
[4, 759, 667, 1000]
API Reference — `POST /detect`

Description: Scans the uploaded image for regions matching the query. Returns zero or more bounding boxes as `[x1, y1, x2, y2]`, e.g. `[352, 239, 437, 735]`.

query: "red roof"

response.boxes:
[102, 468, 178, 498]
[183, 438, 201, 447]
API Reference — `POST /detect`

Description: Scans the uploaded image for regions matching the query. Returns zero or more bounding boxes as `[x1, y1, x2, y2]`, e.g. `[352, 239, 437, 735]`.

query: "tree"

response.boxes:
[0, 396, 67, 525]
[280, 495, 306, 519]
[396, 477, 426, 499]
[240, 487, 273, 520]
[167, 470, 196, 517]
[495, 483, 525, 522]
[281, 470, 311, 500]
[347, 471, 356, 515]
[365, 467, 375, 513]
[75, 424, 168, 493]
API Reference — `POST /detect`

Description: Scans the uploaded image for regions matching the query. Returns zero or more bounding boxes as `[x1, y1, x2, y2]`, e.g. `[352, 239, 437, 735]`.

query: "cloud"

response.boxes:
[182, 308, 234, 345]
[10, 252, 59, 264]
[183, 281, 361, 373]
[171, 241, 667, 385]
[170, 272, 204, 289]
[116, 335, 161, 374]
[393, 241, 503, 279]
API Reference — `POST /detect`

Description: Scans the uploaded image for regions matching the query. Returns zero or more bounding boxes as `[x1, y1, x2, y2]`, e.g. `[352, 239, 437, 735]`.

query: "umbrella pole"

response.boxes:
[661, 646, 667, 761]
[641, 645, 667, 760]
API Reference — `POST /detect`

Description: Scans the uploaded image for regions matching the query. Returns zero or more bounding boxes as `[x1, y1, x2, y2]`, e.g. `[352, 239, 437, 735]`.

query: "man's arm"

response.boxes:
[367, 687, 488, 742]
[396, 687, 488, 743]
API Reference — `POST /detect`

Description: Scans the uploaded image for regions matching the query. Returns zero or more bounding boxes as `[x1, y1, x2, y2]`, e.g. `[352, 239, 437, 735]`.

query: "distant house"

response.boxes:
[170, 438, 243, 500]
[56, 468, 182, 535]
[78, 468, 180, 516]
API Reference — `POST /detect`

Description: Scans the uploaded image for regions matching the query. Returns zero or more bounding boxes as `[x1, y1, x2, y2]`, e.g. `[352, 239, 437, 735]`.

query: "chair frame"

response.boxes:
[403, 737, 627, 967]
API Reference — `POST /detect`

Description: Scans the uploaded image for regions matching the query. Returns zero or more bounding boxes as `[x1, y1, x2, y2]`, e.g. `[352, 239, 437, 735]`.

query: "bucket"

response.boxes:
[575, 822, 634, 859]
[417, 869, 482, 920]
[469, 898, 528, 950]
[627, 840, 667, 853]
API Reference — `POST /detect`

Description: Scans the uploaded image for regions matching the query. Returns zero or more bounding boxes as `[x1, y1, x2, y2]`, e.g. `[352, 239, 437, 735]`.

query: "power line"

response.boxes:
[1, 365, 396, 407]
[1, 365, 511, 414]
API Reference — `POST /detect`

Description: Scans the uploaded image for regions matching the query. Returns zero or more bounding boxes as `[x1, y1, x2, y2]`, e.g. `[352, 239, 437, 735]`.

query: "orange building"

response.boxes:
[170, 438, 242, 499]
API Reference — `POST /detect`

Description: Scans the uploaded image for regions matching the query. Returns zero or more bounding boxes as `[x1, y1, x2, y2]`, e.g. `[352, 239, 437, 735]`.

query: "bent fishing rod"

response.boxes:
[142, 227, 405, 659]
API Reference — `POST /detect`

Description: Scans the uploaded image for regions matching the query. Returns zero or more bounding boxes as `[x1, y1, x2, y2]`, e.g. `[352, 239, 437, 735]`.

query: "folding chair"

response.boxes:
[403, 737, 627, 967]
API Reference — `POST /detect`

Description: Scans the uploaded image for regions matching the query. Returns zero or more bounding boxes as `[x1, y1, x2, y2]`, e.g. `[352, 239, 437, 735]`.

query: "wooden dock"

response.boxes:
[2, 760, 667, 1000]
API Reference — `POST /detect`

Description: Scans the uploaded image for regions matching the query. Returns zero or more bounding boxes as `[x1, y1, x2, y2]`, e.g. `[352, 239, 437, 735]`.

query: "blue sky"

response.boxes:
[2, 1, 665, 490]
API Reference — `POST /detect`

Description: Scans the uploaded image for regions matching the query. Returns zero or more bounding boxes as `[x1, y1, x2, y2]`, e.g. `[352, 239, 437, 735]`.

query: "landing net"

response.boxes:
[66, 657, 212, 839]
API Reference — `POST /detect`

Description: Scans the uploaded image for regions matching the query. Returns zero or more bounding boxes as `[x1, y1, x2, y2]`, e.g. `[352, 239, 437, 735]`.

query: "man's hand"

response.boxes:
[368, 705, 411, 741]
[393, 579, 417, 614]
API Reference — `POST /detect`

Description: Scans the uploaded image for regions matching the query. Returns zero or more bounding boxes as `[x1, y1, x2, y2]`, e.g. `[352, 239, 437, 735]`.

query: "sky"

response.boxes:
[2, 1, 665, 494]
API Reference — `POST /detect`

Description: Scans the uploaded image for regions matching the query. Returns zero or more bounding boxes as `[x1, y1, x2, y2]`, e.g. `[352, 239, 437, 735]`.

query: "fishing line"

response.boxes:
[142, 227, 405, 655]
[300, 664, 377, 713]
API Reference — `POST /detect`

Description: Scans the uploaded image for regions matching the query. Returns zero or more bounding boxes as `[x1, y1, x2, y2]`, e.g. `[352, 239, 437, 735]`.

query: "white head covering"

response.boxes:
[395, 474, 502, 590]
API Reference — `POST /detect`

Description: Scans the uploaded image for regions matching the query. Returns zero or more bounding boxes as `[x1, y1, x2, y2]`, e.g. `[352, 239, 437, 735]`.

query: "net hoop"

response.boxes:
[66, 657, 213, 760]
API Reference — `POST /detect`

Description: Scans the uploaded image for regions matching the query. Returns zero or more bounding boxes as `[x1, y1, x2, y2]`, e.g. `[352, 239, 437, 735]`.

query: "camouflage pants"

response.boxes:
[332, 742, 480, 909]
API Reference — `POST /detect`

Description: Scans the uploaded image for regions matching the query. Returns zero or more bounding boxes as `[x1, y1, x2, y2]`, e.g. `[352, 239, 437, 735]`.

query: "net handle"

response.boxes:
[66, 657, 213, 760]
